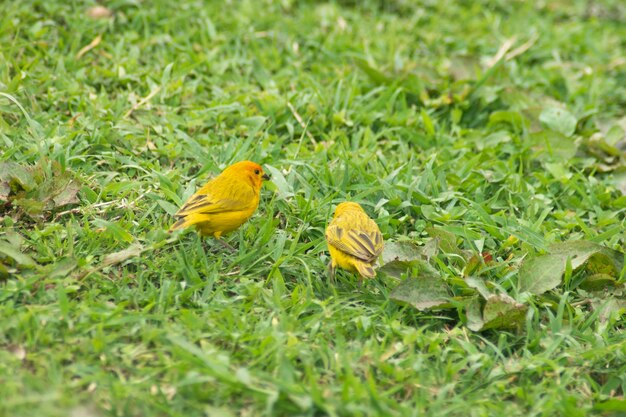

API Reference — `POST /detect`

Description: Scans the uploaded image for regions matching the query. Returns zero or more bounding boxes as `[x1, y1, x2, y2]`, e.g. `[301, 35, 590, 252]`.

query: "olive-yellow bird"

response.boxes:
[325, 202, 384, 280]
[170, 161, 269, 238]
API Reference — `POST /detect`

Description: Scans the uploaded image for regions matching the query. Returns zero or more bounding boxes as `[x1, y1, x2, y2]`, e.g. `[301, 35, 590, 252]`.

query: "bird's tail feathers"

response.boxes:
[355, 262, 376, 279]
[169, 213, 214, 233]
[169, 217, 189, 232]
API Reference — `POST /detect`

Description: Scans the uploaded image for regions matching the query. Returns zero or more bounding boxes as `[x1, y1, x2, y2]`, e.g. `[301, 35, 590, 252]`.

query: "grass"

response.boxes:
[1, 0, 625, 416]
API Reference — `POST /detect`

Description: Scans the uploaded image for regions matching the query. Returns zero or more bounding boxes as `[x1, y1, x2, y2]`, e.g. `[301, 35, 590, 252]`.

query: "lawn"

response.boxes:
[1, 0, 626, 416]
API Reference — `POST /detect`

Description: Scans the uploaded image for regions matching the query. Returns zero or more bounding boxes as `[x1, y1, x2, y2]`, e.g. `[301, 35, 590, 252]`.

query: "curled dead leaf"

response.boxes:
[77, 35, 102, 59]
[102, 244, 144, 268]
[87, 5, 112, 19]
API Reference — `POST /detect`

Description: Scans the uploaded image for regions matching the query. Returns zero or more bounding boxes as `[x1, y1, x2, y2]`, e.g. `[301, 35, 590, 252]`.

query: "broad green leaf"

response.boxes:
[551, 241, 623, 273]
[518, 253, 568, 294]
[0, 181, 8, 202]
[544, 162, 572, 181]
[472, 131, 511, 151]
[204, 406, 237, 417]
[48, 257, 78, 279]
[389, 261, 450, 311]
[578, 274, 617, 291]
[380, 241, 426, 278]
[353, 58, 393, 85]
[0, 263, 9, 279]
[264, 165, 294, 200]
[592, 298, 626, 323]
[481, 294, 527, 330]
[0, 241, 36, 268]
[157, 199, 179, 215]
[530, 131, 577, 160]
[465, 276, 491, 298]
[605, 124, 625, 146]
[381, 241, 424, 265]
[52, 180, 81, 206]
[594, 399, 626, 412]
[421, 109, 435, 136]
[93, 219, 135, 243]
[465, 294, 527, 331]
[488, 110, 529, 131]
[519, 241, 624, 294]
[0, 161, 36, 194]
[425, 226, 463, 255]
[539, 106, 577, 137]
[465, 296, 484, 331]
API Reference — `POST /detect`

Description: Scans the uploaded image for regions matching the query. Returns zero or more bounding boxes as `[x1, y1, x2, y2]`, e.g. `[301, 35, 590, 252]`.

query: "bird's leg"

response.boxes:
[327, 262, 336, 284]
[214, 234, 236, 252]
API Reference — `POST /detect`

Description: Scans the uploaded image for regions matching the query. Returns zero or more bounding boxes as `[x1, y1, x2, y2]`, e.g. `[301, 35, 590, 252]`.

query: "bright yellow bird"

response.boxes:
[170, 161, 269, 239]
[325, 202, 384, 281]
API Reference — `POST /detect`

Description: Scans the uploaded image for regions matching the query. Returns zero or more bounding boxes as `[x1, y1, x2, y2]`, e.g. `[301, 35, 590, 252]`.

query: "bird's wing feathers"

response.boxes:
[175, 193, 250, 216]
[175, 178, 256, 217]
[326, 216, 383, 262]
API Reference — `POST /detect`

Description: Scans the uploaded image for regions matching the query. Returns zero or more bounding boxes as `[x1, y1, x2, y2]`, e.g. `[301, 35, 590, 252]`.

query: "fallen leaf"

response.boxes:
[102, 244, 144, 267]
[381, 241, 424, 265]
[0, 160, 82, 218]
[481, 294, 528, 330]
[592, 298, 626, 323]
[465, 296, 485, 331]
[578, 273, 619, 291]
[0, 263, 10, 279]
[0, 240, 36, 268]
[488, 110, 529, 131]
[0, 161, 36, 198]
[615, 172, 626, 195]
[465, 294, 527, 331]
[353, 57, 393, 85]
[47, 257, 78, 279]
[539, 106, 577, 137]
[389, 260, 450, 311]
[77, 35, 102, 59]
[519, 241, 624, 295]
[529, 131, 578, 161]
[52, 180, 81, 207]
[593, 399, 626, 413]
[465, 276, 491, 298]
[425, 226, 464, 255]
[86, 5, 112, 19]
[0, 181, 9, 202]
[7, 344, 26, 361]
[380, 241, 427, 278]
[518, 252, 569, 295]
[264, 165, 294, 199]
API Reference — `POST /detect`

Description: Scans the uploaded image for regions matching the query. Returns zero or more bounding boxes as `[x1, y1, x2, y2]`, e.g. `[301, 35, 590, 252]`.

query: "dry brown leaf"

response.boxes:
[77, 35, 102, 59]
[87, 5, 112, 19]
[8, 344, 26, 361]
[102, 244, 144, 268]
[53, 180, 81, 207]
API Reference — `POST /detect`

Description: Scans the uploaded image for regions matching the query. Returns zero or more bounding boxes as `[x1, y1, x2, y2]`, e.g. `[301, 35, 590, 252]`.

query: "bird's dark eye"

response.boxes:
[254, 169, 260, 175]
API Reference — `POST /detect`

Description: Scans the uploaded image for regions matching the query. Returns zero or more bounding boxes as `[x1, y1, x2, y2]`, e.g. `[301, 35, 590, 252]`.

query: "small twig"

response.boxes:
[67, 112, 81, 126]
[571, 299, 593, 308]
[486, 36, 517, 68]
[224, 268, 242, 276]
[287, 101, 317, 145]
[77, 236, 179, 281]
[76, 35, 102, 59]
[124, 86, 162, 119]
[216, 238, 236, 252]
[505, 33, 539, 61]
[53, 207, 83, 221]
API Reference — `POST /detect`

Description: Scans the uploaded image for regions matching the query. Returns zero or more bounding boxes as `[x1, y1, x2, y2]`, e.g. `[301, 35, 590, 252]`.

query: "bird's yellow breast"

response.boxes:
[327, 244, 360, 273]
